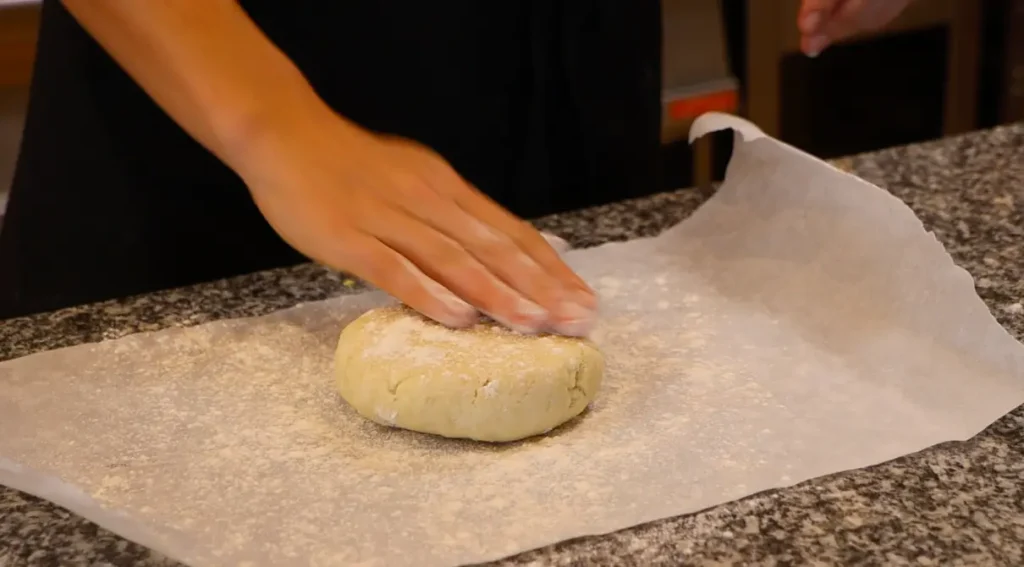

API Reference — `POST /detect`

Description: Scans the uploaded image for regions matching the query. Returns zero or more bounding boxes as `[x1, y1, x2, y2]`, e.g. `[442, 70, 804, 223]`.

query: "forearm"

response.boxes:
[61, 0, 326, 171]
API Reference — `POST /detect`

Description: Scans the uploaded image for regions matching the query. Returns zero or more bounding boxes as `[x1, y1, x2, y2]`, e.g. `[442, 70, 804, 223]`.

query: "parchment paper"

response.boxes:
[3, 113, 1024, 567]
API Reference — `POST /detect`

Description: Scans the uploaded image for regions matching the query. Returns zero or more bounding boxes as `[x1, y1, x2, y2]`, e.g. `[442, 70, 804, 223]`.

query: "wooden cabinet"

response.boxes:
[0, 3, 41, 87]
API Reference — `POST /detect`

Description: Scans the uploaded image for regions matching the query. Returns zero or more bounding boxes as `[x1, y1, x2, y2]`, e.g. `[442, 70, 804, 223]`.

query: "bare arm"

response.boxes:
[60, 0, 597, 336]
[61, 0, 324, 169]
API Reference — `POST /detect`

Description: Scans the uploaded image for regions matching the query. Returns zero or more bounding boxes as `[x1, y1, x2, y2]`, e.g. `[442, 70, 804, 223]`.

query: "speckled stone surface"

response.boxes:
[2, 124, 1024, 566]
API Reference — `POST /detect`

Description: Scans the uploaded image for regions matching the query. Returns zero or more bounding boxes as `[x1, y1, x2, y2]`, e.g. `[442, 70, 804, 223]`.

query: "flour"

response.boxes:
[7, 112, 1024, 567]
[359, 308, 583, 376]
[479, 380, 500, 398]
[335, 305, 604, 443]
[374, 407, 398, 425]
[396, 257, 476, 328]
[360, 313, 469, 365]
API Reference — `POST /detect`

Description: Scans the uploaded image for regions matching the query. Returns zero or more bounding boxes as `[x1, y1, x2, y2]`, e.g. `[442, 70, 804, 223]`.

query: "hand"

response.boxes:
[235, 104, 597, 336]
[798, 0, 914, 56]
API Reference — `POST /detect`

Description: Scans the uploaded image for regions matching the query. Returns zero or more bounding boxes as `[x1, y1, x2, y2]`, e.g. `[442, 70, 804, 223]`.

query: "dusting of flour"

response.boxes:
[357, 307, 580, 378]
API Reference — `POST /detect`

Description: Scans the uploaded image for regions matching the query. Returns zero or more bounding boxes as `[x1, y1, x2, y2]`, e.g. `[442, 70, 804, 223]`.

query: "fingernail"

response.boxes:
[435, 306, 478, 328]
[488, 297, 548, 334]
[517, 295, 547, 317]
[430, 288, 479, 327]
[541, 232, 571, 254]
[572, 288, 598, 310]
[805, 35, 828, 58]
[552, 301, 597, 337]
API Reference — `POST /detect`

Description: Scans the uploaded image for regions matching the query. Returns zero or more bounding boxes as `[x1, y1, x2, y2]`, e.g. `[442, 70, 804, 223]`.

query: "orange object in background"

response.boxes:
[667, 88, 739, 120]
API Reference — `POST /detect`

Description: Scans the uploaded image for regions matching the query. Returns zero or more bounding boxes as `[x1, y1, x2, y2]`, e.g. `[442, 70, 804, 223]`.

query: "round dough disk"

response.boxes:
[334, 305, 604, 442]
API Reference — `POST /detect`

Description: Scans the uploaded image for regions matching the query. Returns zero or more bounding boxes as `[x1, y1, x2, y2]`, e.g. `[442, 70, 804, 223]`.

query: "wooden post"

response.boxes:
[943, 0, 982, 135]
[745, 0, 784, 137]
[0, 5, 40, 88]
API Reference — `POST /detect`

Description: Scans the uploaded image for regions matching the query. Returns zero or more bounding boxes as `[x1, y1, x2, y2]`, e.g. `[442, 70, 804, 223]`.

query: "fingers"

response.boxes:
[364, 204, 555, 334]
[452, 190, 597, 336]
[327, 231, 480, 329]
[798, 0, 904, 57]
[384, 149, 598, 336]
[451, 186, 593, 295]
[378, 190, 595, 335]
[798, 0, 839, 56]
[798, 0, 837, 34]
[393, 186, 580, 319]
[401, 148, 593, 295]
[820, 0, 876, 42]
[540, 232, 571, 255]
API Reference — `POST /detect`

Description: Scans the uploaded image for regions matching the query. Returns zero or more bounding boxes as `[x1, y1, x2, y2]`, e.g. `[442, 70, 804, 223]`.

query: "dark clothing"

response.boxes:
[0, 0, 662, 319]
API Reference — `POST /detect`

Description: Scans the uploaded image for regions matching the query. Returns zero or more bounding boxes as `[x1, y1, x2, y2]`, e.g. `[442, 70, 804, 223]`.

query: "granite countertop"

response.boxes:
[2, 124, 1024, 566]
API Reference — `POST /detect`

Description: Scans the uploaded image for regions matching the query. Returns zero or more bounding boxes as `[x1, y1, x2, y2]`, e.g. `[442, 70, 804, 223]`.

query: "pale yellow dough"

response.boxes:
[334, 305, 605, 442]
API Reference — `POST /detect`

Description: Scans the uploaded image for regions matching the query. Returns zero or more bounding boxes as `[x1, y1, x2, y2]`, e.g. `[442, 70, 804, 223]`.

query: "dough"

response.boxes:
[334, 305, 604, 442]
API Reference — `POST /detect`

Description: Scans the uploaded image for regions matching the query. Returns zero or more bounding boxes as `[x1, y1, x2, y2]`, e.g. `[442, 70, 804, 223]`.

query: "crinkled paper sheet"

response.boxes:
[2, 113, 1024, 567]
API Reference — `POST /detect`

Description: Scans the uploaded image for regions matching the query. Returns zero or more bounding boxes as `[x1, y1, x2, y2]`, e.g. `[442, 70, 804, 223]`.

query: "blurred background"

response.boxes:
[0, 0, 1022, 214]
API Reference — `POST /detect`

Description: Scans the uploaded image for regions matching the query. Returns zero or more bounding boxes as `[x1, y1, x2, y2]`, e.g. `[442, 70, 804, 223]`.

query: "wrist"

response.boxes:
[217, 73, 353, 179]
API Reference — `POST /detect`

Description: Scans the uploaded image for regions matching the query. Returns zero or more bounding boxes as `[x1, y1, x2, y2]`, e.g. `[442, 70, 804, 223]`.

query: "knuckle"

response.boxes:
[426, 254, 511, 313]
[421, 236, 474, 273]
[467, 225, 525, 264]
[489, 242, 544, 282]
[505, 220, 547, 250]
[332, 238, 398, 283]
[337, 245, 385, 281]
[392, 175, 441, 203]
[473, 282, 523, 319]
[460, 269, 508, 307]
[479, 237, 522, 266]
[368, 252, 433, 305]
[312, 230, 363, 269]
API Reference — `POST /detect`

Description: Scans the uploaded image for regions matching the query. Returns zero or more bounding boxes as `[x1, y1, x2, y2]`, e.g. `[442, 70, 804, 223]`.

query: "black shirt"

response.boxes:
[0, 0, 662, 319]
